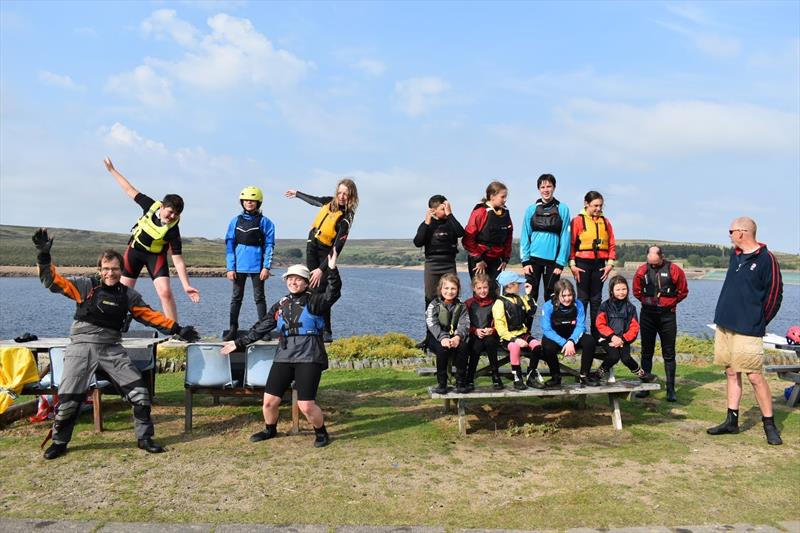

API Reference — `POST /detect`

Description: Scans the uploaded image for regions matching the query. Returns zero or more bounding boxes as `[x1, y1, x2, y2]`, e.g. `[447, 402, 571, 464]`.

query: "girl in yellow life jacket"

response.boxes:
[104, 157, 200, 321]
[285, 178, 358, 342]
[568, 190, 617, 338]
[492, 271, 541, 390]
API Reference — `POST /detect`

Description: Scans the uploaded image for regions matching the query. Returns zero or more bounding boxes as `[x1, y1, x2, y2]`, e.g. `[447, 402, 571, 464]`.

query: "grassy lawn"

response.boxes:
[1, 364, 798, 529]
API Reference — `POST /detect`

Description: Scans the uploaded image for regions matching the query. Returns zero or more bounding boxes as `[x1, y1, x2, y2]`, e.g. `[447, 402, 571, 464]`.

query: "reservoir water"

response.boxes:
[1, 268, 797, 341]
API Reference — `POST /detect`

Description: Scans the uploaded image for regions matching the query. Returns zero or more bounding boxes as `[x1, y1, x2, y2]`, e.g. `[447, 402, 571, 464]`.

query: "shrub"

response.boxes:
[327, 332, 423, 360]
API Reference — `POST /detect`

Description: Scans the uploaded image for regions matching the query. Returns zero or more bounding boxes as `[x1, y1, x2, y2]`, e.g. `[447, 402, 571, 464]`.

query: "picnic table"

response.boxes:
[764, 363, 800, 407]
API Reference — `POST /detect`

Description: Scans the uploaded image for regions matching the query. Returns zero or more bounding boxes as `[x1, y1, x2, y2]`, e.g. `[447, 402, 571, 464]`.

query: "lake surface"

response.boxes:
[1, 268, 797, 341]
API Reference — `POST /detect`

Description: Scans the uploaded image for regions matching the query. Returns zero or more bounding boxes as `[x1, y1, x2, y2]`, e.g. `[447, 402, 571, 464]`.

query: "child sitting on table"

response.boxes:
[593, 275, 657, 384]
[426, 273, 470, 394]
[464, 273, 503, 391]
[492, 271, 541, 390]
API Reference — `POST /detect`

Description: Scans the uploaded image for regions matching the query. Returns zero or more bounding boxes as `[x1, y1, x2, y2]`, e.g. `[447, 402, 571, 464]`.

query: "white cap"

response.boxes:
[282, 264, 310, 281]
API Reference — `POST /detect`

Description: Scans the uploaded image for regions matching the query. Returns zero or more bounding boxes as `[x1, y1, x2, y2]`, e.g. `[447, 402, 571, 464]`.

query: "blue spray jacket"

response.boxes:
[520, 199, 571, 267]
[225, 211, 276, 273]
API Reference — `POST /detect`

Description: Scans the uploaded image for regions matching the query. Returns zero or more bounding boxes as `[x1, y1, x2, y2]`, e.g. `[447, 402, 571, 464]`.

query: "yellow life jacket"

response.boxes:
[575, 213, 609, 253]
[131, 201, 179, 254]
[310, 203, 344, 247]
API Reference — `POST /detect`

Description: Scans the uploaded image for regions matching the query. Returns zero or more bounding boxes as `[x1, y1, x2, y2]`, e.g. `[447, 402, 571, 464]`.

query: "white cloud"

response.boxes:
[38, 70, 84, 91]
[664, 2, 709, 26]
[657, 20, 740, 59]
[101, 122, 168, 155]
[105, 64, 174, 107]
[395, 76, 450, 117]
[354, 58, 386, 77]
[142, 9, 199, 47]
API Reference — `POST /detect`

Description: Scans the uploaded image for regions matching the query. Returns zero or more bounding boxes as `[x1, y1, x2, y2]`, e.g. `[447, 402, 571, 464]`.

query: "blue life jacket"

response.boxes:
[275, 294, 325, 337]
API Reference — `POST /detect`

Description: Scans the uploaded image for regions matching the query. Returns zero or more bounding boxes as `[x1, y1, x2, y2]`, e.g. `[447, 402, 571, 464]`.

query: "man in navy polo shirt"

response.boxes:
[707, 217, 783, 445]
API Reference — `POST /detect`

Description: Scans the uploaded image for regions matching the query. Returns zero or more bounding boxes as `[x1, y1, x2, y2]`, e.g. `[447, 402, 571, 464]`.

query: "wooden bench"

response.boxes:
[430, 379, 660, 435]
[765, 364, 800, 407]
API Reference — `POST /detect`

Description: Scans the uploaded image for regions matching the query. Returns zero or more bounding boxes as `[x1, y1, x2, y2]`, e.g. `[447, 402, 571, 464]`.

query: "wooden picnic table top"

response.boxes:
[764, 364, 800, 372]
[0, 337, 165, 351]
[429, 381, 660, 399]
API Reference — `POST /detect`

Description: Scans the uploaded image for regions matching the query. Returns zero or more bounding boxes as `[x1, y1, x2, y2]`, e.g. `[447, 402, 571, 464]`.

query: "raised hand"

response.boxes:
[32, 228, 53, 253]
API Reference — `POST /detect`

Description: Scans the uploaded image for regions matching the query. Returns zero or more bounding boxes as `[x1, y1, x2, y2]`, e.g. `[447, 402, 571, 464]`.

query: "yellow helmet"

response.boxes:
[239, 186, 263, 203]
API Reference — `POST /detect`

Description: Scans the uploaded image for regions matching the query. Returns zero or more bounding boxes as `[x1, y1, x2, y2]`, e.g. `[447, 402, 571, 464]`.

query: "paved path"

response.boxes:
[0, 520, 798, 533]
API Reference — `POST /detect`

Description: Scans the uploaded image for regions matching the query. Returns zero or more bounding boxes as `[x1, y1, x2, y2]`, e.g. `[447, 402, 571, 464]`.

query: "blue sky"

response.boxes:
[1, 1, 798, 253]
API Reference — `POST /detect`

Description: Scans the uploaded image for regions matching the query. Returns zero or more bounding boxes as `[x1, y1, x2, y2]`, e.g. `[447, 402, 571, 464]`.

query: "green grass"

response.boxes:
[1, 364, 798, 529]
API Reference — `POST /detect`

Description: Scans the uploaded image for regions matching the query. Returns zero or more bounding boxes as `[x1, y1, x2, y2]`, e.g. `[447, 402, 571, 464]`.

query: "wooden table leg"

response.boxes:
[608, 393, 623, 430]
[291, 388, 300, 435]
[458, 399, 466, 436]
[576, 395, 587, 410]
[444, 399, 451, 412]
[92, 389, 103, 433]
[184, 389, 192, 433]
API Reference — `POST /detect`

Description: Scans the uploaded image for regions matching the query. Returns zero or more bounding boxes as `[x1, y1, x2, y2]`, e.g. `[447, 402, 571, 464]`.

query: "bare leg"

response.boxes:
[153, 276, 178, 320]
[262, 393, 281, 424]
[120, 275, 137, 289]
[297, 400, 323, 428]
[726, 368, 743, 410]
[746, 372, 773, 417]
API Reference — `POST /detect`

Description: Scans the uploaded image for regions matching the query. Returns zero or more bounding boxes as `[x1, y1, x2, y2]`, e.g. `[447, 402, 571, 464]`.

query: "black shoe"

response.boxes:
[43, 442, 67, 460]
[415, 340, 427, 350]
[544, 376, 562, 388]
[525, 369, 544, 389]
[431, 384, 449, 395]
[635, 390, 650, 398]
[635, 368, 657, 383]
[666, 388, 677, 402]
[323, 332, 333, 343]
[314, 426, 331, 448]
[512, 369, 527, 391]
[465, 381, 475, 393]
[222, 328, 238, 342]
[137, 438, 165, 453]
[250, 425, 278, 442]
[707, 411, 739, 435]
[763, 418, 783, 445]
[491, 373, 504, 390]
[590, 368, 606, 384]
[455, 381, 469, 394]
[579, 375, 599, 388]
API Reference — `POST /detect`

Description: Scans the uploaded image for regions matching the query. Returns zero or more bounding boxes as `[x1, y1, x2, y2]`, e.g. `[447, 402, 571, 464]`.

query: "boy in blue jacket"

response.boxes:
[224, 186, 276, 341]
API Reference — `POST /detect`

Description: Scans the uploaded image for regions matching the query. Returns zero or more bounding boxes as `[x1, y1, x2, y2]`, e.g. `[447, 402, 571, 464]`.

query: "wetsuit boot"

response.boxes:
[250, 423, 278, 442]
[511, 365, 527, 391]
[222, 326, 238, 342]
[762, 416, 782, 445]
[707, 409, 739, 435]
[543, 374, 562, 388]
[137, 438, 165, 453]
[43, 442, 67, 460]
[665, 359, 677, 402]
[314, 424, 331, 447]
[491, 370, 504, 390]
[525, 368, 544, 389]
[431, 375, 449, 395]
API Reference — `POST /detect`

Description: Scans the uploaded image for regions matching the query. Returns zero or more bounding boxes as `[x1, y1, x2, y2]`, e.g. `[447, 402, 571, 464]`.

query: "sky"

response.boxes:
[1, 1, 799, 253]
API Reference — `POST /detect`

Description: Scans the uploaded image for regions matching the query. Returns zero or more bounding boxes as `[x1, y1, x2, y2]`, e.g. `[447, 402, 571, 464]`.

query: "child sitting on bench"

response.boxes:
[492, 271, 541, 390]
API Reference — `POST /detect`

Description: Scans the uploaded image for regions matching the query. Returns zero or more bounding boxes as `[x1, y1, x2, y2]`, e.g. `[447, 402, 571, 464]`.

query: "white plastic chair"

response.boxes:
[244, 344, 277, 388]
[185, 344, 236, 388]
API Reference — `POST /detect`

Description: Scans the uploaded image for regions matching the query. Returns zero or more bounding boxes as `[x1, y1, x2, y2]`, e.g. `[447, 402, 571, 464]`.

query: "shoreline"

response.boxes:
[0, 264, 720, 280]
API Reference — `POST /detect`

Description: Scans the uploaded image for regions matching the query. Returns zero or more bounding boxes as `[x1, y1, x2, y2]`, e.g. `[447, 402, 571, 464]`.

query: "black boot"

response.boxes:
[314, 425, 331, 448]
[635, 367, 658, 383]
[250, 424, 278, 442]
[455, 378, 469, 394]
[590, 367, 606, 385]
[432, 375, 449, 395]
[544, 375, 562, 388]
[707, 409, 739, 435]
[137, 438, 165, 453]
[43, 442, 67, 460]
[491, 371, 504, 390]
[763, 417, 783, 445]
[512, 366, 527, 391]
[526, 368, 544, 389]
[222, 327, 238, 342]
[580, 374, 600, 388]
[665, 359, 677, 402]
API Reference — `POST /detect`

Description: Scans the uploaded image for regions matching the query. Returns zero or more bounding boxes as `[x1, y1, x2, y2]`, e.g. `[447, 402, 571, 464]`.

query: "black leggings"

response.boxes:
[466, 334, 500, 382]
[639, 307, 677, 374]
[229, 273, 267, 328]
[467, 256, 504, 296]
[575, 258, 605, 337]
[525, 258, 561, 305]
[427, 332, 468, 384]
[599, 343, 640, 373]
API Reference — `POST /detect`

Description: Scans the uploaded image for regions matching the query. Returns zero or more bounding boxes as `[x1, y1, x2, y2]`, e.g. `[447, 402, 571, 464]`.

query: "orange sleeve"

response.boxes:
[40, 264, 84, 303]
[130, 305, 176, 332]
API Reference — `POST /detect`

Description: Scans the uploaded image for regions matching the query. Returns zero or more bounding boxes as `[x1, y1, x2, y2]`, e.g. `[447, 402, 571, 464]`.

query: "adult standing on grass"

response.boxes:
[32, 229, 199, 460]
[520, 174, 571, 305]
[285, 178, 358, 342]
[569, 191, 617, 338]
[104, 158, 200, 321]
[462, 181, 513, 295]
[707, 217, 783, 445]
[632, 246, 689, 401]
[221, 249, 341, 448]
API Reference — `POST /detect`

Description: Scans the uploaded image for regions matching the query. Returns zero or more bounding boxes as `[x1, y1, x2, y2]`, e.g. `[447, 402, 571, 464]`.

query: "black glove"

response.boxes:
[174, 325, 200, 343]
[32, 228, 53, 263]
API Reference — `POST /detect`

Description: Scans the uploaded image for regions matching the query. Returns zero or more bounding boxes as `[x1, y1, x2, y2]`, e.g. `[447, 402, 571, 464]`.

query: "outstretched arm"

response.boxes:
[104, 157, 139, 200]
[170, 254, 201, 303]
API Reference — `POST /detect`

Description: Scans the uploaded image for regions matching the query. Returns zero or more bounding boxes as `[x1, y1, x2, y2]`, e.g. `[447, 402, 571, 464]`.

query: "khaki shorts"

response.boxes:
[714, 326, 763, 373]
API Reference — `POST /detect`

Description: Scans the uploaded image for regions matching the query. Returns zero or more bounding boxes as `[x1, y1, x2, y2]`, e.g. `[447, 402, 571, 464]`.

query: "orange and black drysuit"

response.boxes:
[38, 256, 182, 446]
[296, 191, 354, 335]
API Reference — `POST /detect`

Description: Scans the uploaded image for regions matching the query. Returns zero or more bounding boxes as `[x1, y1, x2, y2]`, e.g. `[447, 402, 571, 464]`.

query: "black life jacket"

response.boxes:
[531, 199, 563, 234]
[73, 280, 129, 330]
[234, 213, 264, 247]
[466, 298, 494, 329]
[426, 219, 459, 258]
[642, 261, 677, 298]
[476, 205, 512, 247]
[437, 300, 464, 336]
[500, 294, 526, 332]
[275, 294, 325, 337]
[603, 300, 636, 336]
[550, 303, 578, 339]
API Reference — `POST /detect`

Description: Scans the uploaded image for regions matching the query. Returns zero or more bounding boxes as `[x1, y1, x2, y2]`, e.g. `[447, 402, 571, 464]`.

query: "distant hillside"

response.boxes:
[0, 224, 797, 270]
